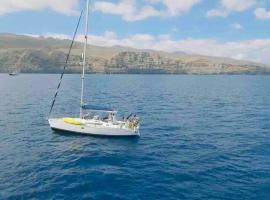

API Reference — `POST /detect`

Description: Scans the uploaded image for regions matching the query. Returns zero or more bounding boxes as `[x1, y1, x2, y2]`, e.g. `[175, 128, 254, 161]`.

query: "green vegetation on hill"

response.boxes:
[1, 33, 269, 74]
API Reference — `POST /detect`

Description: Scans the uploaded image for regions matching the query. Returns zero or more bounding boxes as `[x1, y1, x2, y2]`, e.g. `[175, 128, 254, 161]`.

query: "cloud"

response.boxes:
[94, 0, 202, 21]
[206, 9, 228, 17]
[43, 33, 71, 40]
[28, 32, 270, 64]
[156, 0, 202, 16]
[232, 22, 243, 30]
[94, 0, 160, 21]
[0, 0, 79, 16]
[221, 0, 256, 12]
[255, 8, 270, 20]
[206, 0, 258, 18]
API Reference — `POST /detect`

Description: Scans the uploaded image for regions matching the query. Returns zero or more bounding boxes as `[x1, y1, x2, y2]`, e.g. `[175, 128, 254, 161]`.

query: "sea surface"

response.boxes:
[0, 74, 270, 200]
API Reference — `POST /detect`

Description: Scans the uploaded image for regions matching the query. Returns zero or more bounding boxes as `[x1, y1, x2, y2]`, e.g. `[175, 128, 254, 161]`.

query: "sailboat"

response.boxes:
[48, 0, 140, 136]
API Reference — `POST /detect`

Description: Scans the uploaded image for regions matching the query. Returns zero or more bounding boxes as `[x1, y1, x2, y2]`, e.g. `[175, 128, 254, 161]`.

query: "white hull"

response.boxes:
[48, 118, 140, 137]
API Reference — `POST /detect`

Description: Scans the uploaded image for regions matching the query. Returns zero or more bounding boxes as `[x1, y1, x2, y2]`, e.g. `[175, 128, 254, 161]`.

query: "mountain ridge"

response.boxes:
[1, 33, 269, 74]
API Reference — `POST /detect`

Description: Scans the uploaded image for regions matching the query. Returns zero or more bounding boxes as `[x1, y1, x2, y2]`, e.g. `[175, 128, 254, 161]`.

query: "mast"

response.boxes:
[80, 0, 90, 118]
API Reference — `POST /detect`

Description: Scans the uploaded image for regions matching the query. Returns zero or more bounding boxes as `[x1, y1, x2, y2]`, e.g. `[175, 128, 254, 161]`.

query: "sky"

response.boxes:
[1, 0, 270, 63]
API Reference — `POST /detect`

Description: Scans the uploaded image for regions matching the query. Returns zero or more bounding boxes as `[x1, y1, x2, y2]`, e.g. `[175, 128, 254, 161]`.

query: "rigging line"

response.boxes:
[48, 8, 84, 117]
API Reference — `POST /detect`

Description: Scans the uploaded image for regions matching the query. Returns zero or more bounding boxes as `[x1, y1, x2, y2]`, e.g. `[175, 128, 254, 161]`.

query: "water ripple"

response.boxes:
[0, 74, 270, 199]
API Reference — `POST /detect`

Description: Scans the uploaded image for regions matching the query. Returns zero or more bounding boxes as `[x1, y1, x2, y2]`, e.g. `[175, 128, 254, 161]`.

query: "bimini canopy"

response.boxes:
[81, 104, 116, 112]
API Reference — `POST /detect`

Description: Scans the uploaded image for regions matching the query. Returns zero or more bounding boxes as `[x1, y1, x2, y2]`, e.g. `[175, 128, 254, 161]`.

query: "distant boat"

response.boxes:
[9, 70, 19, 76]
[48, 0, 140, 136]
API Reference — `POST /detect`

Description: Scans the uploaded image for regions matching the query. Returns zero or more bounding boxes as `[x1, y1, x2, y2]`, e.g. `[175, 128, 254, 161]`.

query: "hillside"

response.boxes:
[1, 33, 269, 74]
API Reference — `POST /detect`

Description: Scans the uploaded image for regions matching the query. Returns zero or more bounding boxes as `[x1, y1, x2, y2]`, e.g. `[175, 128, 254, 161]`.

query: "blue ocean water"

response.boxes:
[0, 74, 270, 200]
